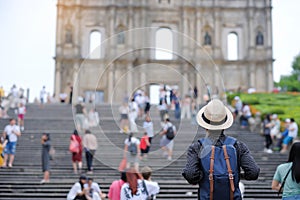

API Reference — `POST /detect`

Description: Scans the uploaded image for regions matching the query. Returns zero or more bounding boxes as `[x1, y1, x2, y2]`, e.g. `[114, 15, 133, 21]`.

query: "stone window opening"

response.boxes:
[155, 27, 173, 60]
[227, 32, 238, 61]
[89, 30, 101, 59]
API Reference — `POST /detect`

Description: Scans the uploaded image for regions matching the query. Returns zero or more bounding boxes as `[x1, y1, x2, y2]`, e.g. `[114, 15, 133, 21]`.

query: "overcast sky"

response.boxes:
[0, 0, 299, 102]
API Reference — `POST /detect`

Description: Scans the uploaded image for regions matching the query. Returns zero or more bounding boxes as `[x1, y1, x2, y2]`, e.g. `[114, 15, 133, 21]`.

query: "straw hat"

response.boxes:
[196, 99, 233, 130]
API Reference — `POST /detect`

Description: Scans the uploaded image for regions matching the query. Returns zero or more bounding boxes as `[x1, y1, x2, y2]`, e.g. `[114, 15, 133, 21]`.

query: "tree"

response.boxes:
[276, 53, 300, 92]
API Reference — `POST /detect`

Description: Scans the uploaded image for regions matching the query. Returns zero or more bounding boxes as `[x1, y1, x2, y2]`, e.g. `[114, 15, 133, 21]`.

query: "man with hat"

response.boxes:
[182, 99, 260, 200]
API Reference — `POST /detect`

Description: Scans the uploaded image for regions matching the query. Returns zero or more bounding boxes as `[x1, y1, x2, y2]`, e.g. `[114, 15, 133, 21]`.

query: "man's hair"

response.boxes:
[141, 166, 152, 180]
[291, 118, 295, 122]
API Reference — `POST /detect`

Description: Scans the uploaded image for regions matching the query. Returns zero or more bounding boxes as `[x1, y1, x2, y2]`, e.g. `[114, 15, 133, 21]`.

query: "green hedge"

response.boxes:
[227, 92, 300, 136]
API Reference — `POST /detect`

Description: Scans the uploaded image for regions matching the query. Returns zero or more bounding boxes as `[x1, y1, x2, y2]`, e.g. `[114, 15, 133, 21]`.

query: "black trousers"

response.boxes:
[265, 134, 272, 149]
[85, 150, 94, 171]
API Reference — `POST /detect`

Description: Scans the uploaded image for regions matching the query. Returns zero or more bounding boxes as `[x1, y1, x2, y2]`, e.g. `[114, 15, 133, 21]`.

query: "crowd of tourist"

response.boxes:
[1, 83, 300, 199]
[232, 96, 299, 154]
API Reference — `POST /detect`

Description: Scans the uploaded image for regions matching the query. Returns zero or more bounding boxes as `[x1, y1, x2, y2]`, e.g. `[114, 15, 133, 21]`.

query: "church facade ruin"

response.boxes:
[54, 0, 273, 103]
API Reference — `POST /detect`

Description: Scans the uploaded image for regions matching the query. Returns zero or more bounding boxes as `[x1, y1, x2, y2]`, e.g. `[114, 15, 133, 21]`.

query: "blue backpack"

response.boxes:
[198, 136, 241, 200]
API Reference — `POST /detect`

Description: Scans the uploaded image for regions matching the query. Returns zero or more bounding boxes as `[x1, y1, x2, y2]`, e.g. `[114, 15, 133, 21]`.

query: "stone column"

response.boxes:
[196, 65, 202, 105]
[107, 67, 114, 103]
[55, 61, 61, 101]
[249, 64, 256, 89]
[72, 62, 79, 102]
[127, 65, 133, 97]
[213, 8, 221, 59]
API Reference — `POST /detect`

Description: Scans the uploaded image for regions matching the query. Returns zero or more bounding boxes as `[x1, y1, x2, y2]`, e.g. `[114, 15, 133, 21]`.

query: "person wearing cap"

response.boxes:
[182, 99, 260, 199]
[67, 175, 88, 200]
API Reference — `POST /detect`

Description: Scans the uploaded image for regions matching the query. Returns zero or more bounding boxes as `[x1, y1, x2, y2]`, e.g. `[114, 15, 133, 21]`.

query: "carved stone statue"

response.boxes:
[256, 31, 264, 45]
[65, 29, 72, 44]
[204, 32, 212, 45]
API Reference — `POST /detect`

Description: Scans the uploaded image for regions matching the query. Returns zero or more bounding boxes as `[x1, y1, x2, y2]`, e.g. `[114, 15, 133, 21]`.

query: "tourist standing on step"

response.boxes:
[158, 98, 168, 123]
[120, 167, 160, 200]
[143, 115, 154, 145]
[240, 102, 252, 128]
[67, 175, 88, 200]
[70, 130, 83, 174]
[181, 94, 192, 120]
[41, 133, 51, 183]
[144, 92, 151, 116]
[75, 97, 87, 133]
[182, 99, 260, 200]
[2, 118, 21, 168]
[123, 132, 140, 171]
[119, 102, 129, 133]
[128, 98, 138, 133]
[263, 114, 273, 154]
[159, 116, 176, 161]
[17, 102, 26, 131]
[140, 132, 151, 160]
[83, 130, 98, 174]
[40, 86, 47, 108]
[272, 142, 300, 199]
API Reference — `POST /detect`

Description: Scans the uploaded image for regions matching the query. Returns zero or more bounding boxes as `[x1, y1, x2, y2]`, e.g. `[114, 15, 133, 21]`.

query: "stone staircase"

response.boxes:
[0, 103, 288, 200]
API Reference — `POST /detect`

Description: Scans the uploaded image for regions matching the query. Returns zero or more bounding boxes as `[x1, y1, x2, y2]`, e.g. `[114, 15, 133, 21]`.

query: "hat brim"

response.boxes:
[196, 104, 234, 130]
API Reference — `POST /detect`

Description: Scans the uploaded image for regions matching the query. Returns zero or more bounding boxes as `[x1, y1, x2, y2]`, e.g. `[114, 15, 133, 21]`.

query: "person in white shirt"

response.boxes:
[2, 118, 21, 168]
[143, 115, 154, 143]
[67, 175, 88, 200]
[141, 166, 160, 199]
[281, 118, 298, 153]
[84, 178, 106, 200]
[124, 133, 140, 171]
[40, 86, 47, 105]
[120, 168, 159, 200]
[128, 99, 138, 133]
[240, 103, 252, 128]
[17, 102, 26, 131]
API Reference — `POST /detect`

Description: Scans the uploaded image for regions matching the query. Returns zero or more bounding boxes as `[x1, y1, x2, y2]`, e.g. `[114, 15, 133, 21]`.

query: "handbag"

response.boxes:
[69, 135, 80, 153]
[49, 146, 55, 160]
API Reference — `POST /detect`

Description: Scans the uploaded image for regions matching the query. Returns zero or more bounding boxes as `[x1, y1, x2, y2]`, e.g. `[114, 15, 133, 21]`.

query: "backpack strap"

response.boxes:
[278, 167, 292, 196]
[209, 146, 215, 200]
[223, 136, 236, 146]
[223, 145, 235, 200]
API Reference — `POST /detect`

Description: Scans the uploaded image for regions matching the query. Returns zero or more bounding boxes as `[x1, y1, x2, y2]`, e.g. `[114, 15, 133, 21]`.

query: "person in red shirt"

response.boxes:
[140, 132, 151, 160]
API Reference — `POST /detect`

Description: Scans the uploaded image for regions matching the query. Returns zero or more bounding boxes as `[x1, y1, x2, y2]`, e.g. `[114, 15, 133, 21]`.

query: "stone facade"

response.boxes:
[54, 0, 273, 103]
